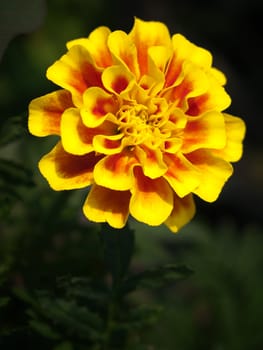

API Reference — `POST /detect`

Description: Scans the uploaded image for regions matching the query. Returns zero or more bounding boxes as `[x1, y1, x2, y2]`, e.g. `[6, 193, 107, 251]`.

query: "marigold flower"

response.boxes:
[28, 18, 245, 232]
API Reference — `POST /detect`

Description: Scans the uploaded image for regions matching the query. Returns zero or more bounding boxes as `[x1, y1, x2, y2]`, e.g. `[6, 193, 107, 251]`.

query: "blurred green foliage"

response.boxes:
[0, 0, 262, 349]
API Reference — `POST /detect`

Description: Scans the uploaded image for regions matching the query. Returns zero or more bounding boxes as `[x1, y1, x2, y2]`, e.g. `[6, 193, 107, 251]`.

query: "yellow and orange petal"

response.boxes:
[28, 90, 73, 136]
[29, 18, 245, 233]
[83, 185, 131, 228]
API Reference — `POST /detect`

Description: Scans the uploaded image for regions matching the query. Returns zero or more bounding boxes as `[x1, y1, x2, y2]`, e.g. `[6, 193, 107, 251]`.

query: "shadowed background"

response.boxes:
[0, 0, 262, 349]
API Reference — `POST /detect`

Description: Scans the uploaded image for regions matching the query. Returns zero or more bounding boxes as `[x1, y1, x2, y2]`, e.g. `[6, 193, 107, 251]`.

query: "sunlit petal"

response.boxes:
[165, 194, 196, 233]
[130, 167, 173, 225]
[83, 185, 131, 228]
[28, 90, 73, 136]
[93, 151, 139, 190]
[187, 150, 233, 202]
[39, 142, 101, 190]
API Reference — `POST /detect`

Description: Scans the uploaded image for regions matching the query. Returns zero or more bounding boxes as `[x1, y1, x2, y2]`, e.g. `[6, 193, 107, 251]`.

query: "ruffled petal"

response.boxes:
[186, 73, 231, 116]
[108, 30, 140, 78]
[164, 62, 209, 110]
[81, 87, 118, 127]
[67, 26, 113, 68]
[46, 45, 103, 107]
[102, 64, 135, 95]
[93, 151, 139, 190]
[165, 33, 212, 88]
[130, 167, 173, 226]
[182, 111, 226, 153]
[163, 153, 200, 198]
[211, 113, 246, 162]
[135, 145, 168, 179]
[93, 133, 127, 155]
[28, 90, 73, 136]
[61, 108, 117, 155]
[39, 142, 101, 190]
[186, 150, 233, 202]
[129, 18, 171, 76]
[165, 194, 196, 233]
[83, 185, 131, 228]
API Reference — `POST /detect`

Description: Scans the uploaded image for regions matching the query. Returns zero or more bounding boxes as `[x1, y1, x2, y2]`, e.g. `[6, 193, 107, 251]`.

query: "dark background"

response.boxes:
[0, 1, 262, 349]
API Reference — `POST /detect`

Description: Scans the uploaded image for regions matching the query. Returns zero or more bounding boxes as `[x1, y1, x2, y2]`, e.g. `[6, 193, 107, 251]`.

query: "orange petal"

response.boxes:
[129, 167, 173, 226]
[81, 87, 118, 127]
[135, 146, 168, 179]
[182, 111, 226, 153]
[39, 142, 101, 190]
[129, 18, 171, 76]
[67, 26, 113, 68]
[165, 194, 196, 233]
[46, 45, 103, 107]
[163, 153, 200, 198]
[211, 113, 246, 162]
[83, 185, 131, 228]
[28, 90, 73, 136]
[93, 151, 139, 190]
[186, 150, 233, 202]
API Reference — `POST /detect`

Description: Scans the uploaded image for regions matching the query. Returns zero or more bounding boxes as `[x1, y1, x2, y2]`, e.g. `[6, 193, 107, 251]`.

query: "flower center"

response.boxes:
[116, 99, 170, 148]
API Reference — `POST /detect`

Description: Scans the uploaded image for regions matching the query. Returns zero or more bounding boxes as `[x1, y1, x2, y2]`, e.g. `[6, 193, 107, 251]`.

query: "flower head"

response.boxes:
[28, 18, 245, 232]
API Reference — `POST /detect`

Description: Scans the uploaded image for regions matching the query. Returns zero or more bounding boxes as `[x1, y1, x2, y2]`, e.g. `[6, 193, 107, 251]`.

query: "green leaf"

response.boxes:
[53, 341, 74, 350]
[119, 264, 193, 295]
[101, 223, 135, 289]
[0, 114, 27, 146]
[29, 319, 61, 340]
[0, 158, 33, 187]
[0, 296, 10, 308]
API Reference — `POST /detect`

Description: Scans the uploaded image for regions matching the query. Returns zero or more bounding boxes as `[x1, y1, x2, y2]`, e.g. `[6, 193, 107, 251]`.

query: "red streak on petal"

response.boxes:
[112, 76, 129, 94]
[104, 138, 121, 149]
[56, 151, 102, 178]
[92, 97, 113, 117]
[187, 94, 209, 116]
[165, 55, 182, 87]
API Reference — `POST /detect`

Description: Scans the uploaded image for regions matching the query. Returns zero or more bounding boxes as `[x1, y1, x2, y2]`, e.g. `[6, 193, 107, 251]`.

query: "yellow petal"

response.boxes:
[186, 73, 231, 116]
[165, 194, 196, 233]
[81, 87, 118, 127]
[102, 64, 135, 95]
[39, 142, 100, 190]
[93, 151, 139, 190]
[92, 133, 126, 155]
[165, 62, 209, 110]
[67, 26, 113, 68]
[172, 33, 212, 68]
[163, 153, 200, 198]
[28, 90, 73, 136]
[83, 185, 131, 228]
[135, 145, 168, 179]
[148, 45, 172, 73]
[165, 33, 212, 88]
[61, 108, 94, 155]
[129, 167, 173, 226]
[129, 18, 171, 76]
[47, 45, 102, 107]
[61, 108, 117, 155]
[108, 30, 140, 78]
[186, 150, 233, 202]
[211, 113, 246, 162]
[182, 111, 226, 153]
